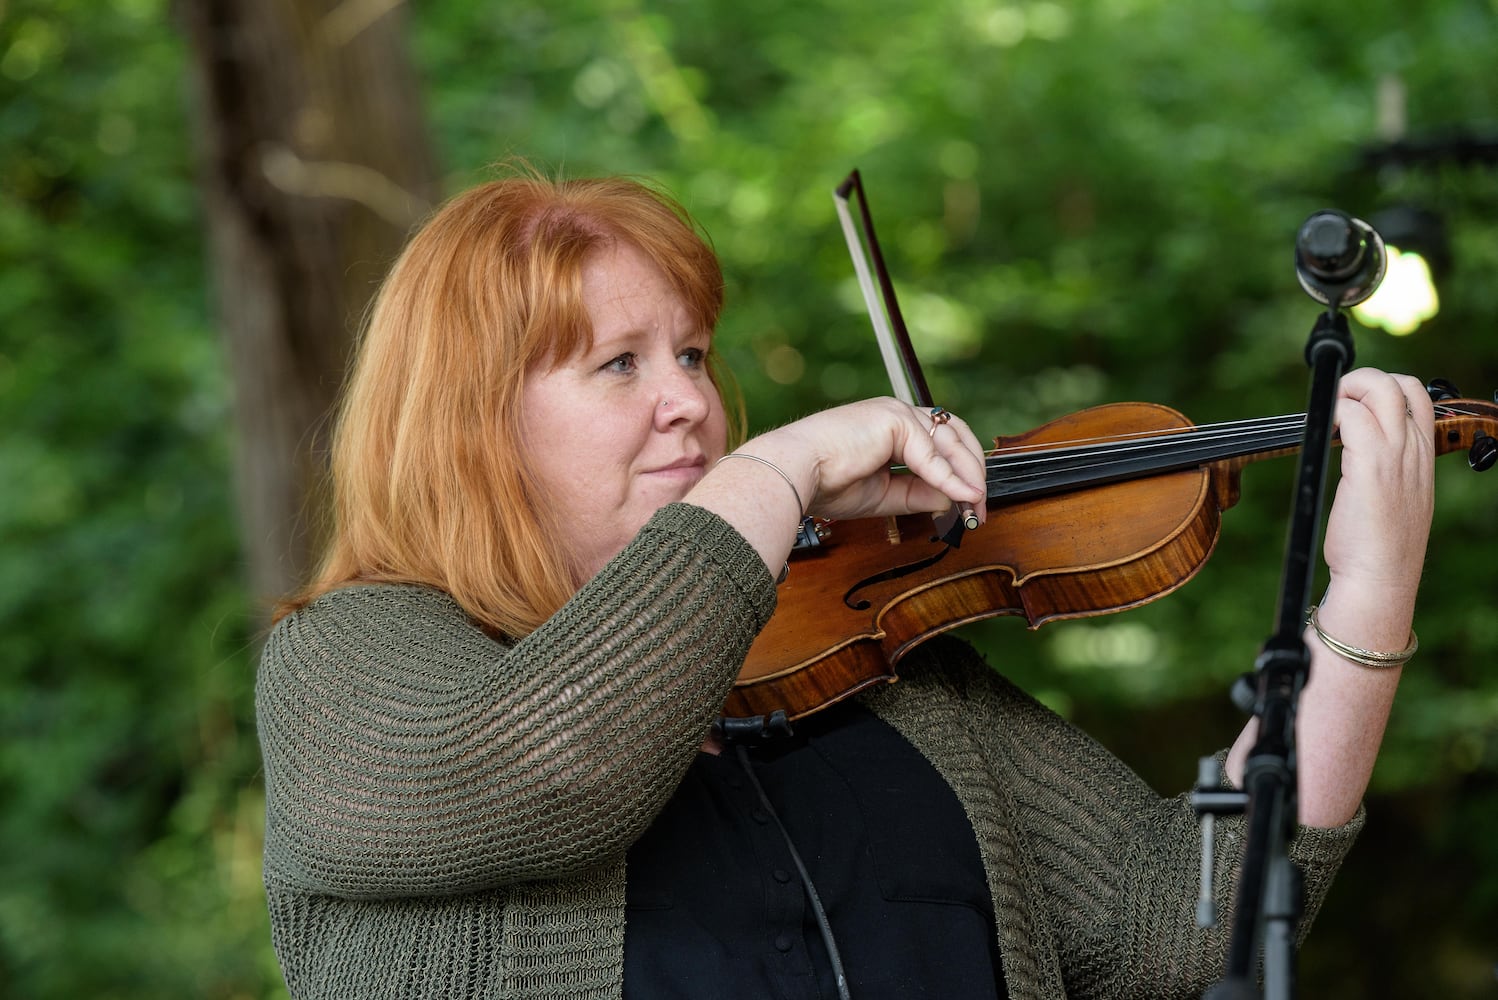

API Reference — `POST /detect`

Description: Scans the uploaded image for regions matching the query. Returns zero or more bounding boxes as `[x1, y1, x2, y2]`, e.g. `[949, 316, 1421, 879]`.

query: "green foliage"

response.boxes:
[4, 0, 1496, 995]
[1, 0, 267, 995]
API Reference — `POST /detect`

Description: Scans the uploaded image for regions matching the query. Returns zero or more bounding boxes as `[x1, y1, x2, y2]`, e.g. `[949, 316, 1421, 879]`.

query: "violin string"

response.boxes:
[987, 434, 1300, 488]
[983, 403, 1478, 493]
[988, 437, 1301, 494]
[989, 402, 1478, 469]
[986, 414, 1304, 462]
[988, 403, 1478, 473]
[986, 415, 1305, 483]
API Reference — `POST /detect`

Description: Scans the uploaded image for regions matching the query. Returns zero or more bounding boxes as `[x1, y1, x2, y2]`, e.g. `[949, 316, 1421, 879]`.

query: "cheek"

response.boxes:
[706, 396, 730, 456]
[555, 408, 649, 499]
[519, 381, 593, 499]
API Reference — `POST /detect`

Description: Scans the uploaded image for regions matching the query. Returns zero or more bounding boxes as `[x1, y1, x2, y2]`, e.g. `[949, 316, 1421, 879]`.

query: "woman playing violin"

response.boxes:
[256, 171, 1434, 999]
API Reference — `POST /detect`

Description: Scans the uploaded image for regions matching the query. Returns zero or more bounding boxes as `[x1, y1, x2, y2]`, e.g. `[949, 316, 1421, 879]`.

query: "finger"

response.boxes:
[1338, 368, 1419, 438]
[1391, 372, 1434, 435]
[915, 407, 986, 492]
[903, 443, 985, 506]
[931, 412, 989, 522]
[1335, 374, 1438, 504]
[940, 412, 989, 474]
[921, 407, 985, 476]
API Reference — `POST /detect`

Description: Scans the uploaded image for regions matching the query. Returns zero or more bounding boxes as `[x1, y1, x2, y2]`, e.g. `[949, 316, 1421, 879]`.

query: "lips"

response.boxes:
[640, 457, 708, 501]
[647, 455, 706, 474]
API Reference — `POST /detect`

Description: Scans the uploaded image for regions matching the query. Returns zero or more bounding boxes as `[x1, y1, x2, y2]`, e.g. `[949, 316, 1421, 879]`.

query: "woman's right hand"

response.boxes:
[756, 397, 988, 523]
[687, 397, 988, 576]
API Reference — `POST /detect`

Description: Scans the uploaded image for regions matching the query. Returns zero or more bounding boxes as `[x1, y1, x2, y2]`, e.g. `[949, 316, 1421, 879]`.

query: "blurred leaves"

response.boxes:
[1, 0, 263, 995]
[3, 0, 1496, 995]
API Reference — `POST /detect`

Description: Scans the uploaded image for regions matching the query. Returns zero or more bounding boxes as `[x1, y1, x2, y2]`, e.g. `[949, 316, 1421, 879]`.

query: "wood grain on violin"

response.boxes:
[724, 394, 1498, 722]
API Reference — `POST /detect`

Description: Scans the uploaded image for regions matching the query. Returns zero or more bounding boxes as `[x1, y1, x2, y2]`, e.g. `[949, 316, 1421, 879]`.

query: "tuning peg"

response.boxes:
[1427, 378, 1461, 402]
[1469, 432, 1498, 472]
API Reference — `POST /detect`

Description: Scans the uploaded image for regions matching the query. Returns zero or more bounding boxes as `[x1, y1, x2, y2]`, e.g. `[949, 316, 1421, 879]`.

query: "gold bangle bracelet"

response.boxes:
[1306, 604, 1418, 669]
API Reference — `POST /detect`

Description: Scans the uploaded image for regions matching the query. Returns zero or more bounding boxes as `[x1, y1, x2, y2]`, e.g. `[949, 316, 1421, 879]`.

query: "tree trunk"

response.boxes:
[179, 0, 441, 614]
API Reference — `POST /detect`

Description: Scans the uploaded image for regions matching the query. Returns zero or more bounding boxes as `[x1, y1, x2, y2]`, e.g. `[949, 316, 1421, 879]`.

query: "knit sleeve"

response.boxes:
[953, 644, 1361, 999]
[256, 503, 776, 900]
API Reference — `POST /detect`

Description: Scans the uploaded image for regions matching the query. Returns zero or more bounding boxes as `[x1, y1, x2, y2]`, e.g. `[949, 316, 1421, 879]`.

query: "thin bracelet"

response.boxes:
[715, 452, 806, 516]
[1306, 604, 1418, 669]
[715, 452, 804, 585]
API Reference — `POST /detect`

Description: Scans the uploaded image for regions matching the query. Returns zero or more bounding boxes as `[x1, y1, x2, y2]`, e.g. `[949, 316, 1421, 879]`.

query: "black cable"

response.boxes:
[733, 743, 853, 1000]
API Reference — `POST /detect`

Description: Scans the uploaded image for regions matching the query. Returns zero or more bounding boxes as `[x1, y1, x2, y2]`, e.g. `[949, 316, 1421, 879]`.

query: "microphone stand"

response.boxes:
[1194, 211, 1385, 1000]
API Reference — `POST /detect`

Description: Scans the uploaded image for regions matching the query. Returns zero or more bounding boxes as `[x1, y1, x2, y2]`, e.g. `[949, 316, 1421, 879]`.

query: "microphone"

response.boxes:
[1294, 210, 1387, 308]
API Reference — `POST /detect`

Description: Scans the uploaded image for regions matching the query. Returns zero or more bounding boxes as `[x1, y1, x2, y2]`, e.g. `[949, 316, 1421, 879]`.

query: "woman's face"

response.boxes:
[521, 241, 728, 583]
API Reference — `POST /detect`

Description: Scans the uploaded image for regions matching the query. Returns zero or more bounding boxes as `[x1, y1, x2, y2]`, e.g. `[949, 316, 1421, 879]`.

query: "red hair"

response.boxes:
[277, 171, 741, 637]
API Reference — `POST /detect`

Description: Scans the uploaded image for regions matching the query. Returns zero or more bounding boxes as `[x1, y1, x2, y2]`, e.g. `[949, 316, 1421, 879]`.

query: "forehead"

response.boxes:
[579, 243, 696, 336]
[581, 241, 668, 299]
[536, 242, 700, 372]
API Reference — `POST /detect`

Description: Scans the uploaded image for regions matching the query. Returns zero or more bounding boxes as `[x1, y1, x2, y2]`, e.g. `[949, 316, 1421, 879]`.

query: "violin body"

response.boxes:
[727, 402, 1241, 720]
[724, 393, 1498, 722]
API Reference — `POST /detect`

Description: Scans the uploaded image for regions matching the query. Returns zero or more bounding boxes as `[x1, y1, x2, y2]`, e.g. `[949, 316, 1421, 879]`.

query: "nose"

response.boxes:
[653, 368, 712, 430]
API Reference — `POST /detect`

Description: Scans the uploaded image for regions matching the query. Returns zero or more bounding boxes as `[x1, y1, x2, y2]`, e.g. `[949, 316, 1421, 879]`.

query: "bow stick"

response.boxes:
[833, 169, 975, 545]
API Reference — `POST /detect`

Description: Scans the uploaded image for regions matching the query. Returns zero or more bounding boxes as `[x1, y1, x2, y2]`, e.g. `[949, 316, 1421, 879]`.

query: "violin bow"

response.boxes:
[833, 169, 969, 545]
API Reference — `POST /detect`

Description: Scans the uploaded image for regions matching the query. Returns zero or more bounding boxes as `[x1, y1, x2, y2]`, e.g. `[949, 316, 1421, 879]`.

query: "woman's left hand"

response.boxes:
[1322, 367, 1435, 604]
[1229, 367, 1435, 828]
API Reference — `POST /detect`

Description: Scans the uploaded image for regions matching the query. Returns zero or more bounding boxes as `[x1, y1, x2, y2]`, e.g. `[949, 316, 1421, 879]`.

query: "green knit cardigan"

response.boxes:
[257, 503, 1360, 999]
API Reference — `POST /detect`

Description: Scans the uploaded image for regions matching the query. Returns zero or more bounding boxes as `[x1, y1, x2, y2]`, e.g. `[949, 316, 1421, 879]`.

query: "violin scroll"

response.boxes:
[1427, 388, 1498, 469]
[1419, 379, 1498, 471]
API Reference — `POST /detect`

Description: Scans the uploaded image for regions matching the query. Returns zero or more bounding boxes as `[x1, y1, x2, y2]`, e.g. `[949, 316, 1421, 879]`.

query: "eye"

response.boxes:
[601, 352, 637, 374]
[678, 347, 707, 369]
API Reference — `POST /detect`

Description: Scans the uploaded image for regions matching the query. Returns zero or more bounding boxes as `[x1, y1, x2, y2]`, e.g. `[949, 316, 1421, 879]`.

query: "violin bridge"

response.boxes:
[883, 516, 902, 545]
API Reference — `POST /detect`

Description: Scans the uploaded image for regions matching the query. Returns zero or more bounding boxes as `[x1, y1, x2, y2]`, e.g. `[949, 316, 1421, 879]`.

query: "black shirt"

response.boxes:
[624, 701, 1007, 999]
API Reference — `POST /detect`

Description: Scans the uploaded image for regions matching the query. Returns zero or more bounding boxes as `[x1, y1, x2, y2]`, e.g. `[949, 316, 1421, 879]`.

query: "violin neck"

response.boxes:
[984, 398, 1498, 505]
[986, 402, 1493, 504]
[982, 401, 1498, 502]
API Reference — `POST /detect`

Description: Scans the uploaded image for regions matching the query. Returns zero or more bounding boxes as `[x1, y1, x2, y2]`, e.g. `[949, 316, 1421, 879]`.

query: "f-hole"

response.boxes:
[843, 541, 953, 610]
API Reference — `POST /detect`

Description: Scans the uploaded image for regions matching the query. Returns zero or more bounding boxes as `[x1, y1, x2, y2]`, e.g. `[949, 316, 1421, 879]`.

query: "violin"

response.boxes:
[720, 170, 1498, 724]
[723, 389, 1498, 722]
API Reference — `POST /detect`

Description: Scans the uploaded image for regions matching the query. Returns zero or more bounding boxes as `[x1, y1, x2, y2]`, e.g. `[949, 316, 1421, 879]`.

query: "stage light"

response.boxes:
[1351, 205, 1448, 336]
[1352, 245, 1439, 336]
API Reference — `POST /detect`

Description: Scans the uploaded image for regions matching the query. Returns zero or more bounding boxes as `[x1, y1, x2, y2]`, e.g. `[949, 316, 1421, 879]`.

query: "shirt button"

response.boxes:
[751, 808, 770, 824]
[774, 933, 794, 953]
[772, 868, 793, 884]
